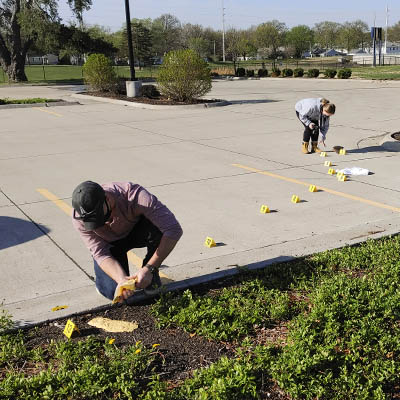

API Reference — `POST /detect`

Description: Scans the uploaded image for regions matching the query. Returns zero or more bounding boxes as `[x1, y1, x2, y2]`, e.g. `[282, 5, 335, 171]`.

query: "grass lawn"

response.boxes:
[1, 235, 400, 399]
[351, 65, 400, 80]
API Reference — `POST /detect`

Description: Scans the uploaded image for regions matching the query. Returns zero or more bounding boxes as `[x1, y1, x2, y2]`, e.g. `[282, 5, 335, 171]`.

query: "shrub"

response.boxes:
[293, 68, 304, 77]
[307, 68, 320, 78]
[258, 68, 268, 77]
[324, 69, 337, 78]
[282, 68, 293, 77]
[236, 67, 245, 77]
[210, 71, 219, 78]
[83, 53, 118, 92]
[140, 84, 160, 98]
[271, 67, 281, 77]
[157, 49, 212, 102]
[246, 69, 255, 77]
[338, 68, 352, 79]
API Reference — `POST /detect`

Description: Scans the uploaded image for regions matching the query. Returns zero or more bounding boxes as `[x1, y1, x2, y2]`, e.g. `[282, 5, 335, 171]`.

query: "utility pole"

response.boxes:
[384, 4, 389, 55]
[222, 0, 226, 62]
[124, 0, 136, 80]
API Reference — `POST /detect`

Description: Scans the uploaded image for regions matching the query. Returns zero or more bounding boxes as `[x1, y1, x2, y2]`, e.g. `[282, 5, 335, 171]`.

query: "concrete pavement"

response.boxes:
[1, 78, 400, 327]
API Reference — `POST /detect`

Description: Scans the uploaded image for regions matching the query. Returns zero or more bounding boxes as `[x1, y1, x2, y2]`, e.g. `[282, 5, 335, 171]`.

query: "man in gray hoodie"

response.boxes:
[295, 98, 336, 154]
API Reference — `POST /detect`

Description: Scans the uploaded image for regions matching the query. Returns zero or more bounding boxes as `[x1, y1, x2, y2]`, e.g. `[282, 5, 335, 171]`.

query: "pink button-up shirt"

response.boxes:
[72, 182, 183, 265]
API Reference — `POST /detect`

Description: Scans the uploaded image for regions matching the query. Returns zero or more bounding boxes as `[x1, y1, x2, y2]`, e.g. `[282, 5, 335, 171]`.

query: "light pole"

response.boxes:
[222, 0, 226, 62]
[124, 0, 135, 80]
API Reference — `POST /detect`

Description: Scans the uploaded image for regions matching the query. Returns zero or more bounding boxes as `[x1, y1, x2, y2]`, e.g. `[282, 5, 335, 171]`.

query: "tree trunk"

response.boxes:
[6, 57, 28, 82]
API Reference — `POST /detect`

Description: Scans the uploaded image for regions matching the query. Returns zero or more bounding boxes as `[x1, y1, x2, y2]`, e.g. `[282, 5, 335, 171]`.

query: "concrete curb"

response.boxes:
[71, 92, 230, 110]
[380, 133, 400, 151]
[0, 101, 80, 110]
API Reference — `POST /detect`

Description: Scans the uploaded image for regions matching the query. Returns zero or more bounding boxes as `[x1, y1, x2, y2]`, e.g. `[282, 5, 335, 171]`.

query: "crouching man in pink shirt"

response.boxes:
[71, 181, 183, 302]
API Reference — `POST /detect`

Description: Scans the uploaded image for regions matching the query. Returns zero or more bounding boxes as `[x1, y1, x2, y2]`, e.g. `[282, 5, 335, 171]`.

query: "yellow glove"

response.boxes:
[112, 278, 137, 304]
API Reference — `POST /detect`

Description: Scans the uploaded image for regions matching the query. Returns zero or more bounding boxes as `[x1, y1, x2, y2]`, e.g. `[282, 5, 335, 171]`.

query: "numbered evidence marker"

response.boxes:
[308, 185, 317, 193]
[52, 305, 68, 312]
[339, 148, 347, 155]
[291, 195, 300, 203]
[320, 152, 327, 157]
[337, 174, 347, 181]
[324, 161, 332, 167]
[328, 168, 336, 175]
[260, 205, 270, 213]
[204, 237, 216, 248]
[63, 319, 80, 339]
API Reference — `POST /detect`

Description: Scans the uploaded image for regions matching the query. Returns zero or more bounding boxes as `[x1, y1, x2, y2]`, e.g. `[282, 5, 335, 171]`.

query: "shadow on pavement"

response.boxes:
[228, 99, 281, 105]
[0, 216, 50, 251]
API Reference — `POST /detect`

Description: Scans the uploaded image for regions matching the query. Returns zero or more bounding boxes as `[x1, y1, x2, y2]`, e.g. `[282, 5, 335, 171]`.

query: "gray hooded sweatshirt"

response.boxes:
[295, 98, 330, 139]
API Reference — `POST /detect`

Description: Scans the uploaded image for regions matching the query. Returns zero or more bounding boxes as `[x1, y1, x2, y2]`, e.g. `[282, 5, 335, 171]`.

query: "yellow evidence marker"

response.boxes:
[63, 319, 80, 339]
[339, 148, 347, 155]
[291, 195, 300, 203]
[260, 205, 270, 213]
[52, 305, 68, 312]
[324, 161, 332, 167]
[320, 152, 327, 157]
[328, 168, 336, 175]
[309, 185, 317, 192]
[338, 175, 347, 181]
[205, 237, 217, 248]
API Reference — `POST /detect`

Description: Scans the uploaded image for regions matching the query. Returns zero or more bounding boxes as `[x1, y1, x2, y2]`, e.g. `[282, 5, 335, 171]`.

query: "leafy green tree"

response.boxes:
[0, 0, 92, 82]
[188, 37, 209, 58]
[286, 25, 314, 58]
[151, 14, 182, 56]
[313, 21, 341, 49]
[388, 21, 400, 42]
[255, 20, 287, 59]
[337, 20, 369, 52]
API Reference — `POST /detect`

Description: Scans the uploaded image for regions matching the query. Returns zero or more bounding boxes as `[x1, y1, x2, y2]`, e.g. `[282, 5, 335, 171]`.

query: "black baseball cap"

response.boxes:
[72, 181, 108, 230]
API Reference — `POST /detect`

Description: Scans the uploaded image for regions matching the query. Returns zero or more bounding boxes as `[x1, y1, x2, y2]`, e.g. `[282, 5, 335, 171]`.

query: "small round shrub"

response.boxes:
[83, 53, 118, 92]
[210, 72, 219, 78]
[258, 68, 268, 77]
[246, 69, 255, 77]
[157, 49, 212, 102]
[324, 69, 337, 78]
[337, 68, 352, 79]
[282, 68, 293, 77]
[271, 67, 281, 77]
[307, 68, 320, 78]
[236, 67, 245, 77]
[294, 68, 304, 77]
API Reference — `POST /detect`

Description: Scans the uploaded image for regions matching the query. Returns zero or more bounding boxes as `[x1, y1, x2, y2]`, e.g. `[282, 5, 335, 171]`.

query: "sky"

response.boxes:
[57, 0, 400, 32]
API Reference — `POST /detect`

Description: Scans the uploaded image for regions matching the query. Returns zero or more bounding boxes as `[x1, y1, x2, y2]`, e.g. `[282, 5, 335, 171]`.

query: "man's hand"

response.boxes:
[133, 267, 153, 289]
[113, 276, 137, 303]
[309, 122, 316, 130]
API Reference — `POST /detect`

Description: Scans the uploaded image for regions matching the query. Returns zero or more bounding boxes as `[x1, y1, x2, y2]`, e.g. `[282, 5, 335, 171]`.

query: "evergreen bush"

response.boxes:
[294, 68, 304, 77]
[246, 69, 255, 77]
[324, 69, 337, 78]
[282, 68, 293, 77]
[236, 67, 245, 77]
[337, 68, 352, 79]
[307, 68, 320, 78]
[258, 68, 268, 77]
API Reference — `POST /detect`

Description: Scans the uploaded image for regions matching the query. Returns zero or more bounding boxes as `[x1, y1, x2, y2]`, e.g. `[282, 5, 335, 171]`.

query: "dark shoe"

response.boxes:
[144, 268, 162, 295]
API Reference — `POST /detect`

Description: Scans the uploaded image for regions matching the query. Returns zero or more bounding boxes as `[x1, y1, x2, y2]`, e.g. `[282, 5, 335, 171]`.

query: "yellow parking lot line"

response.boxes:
[37, 188, 172, 280]
[36, 107, 63, 117]
[232, 163, 400, 213]
[37, 188, 72, 215]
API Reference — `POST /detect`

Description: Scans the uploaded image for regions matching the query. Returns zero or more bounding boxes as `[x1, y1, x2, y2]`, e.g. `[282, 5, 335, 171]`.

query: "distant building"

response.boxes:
[320, 49, 346, 57]
[26, 54, 58, 65]
[384, 41, 400, 54]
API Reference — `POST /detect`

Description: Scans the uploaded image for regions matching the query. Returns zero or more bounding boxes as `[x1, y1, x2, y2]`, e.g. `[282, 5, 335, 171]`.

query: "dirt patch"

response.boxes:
[86, 91, 222, 106]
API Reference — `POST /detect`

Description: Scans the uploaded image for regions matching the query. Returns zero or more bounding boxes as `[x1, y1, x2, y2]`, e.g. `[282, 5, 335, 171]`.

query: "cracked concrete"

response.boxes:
[1, 78, 400, 327]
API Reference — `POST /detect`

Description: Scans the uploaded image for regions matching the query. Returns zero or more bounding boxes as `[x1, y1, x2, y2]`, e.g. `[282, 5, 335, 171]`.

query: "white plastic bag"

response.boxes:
[337, 167, 369, 176]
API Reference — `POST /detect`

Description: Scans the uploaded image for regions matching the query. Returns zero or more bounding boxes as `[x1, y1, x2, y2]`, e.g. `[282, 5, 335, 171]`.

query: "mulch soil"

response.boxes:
[86, 91, 221, 106]
[19, 277, 291, 399]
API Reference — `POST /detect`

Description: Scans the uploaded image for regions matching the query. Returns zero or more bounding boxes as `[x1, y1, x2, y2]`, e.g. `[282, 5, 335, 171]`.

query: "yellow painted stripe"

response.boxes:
[232, 163, 400, 213]
[36, 107, 63, 117]
[37, 188, 72, 215]
[37, 188, 172, 280]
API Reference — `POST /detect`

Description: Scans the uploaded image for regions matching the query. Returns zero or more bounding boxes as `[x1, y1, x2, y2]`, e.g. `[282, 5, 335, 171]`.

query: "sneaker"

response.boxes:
[144, 268, 162, 295]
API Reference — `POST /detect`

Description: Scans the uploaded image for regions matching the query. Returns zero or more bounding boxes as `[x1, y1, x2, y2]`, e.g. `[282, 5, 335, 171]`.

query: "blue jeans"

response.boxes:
[94, 216, 162, 300]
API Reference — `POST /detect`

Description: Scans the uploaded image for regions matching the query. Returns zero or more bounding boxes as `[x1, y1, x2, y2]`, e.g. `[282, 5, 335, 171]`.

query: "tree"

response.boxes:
[255, 20, 287, 59]
[286, 25, 314, 58]
[0, 0, 93, 82]
[187, 37, 209, 58]
[313, 21, 341, 49]
[236, 29, 257, 59]
[388, 21, 400, 42]
[337, 20, 369, 52]
[151, 14, 181, 56]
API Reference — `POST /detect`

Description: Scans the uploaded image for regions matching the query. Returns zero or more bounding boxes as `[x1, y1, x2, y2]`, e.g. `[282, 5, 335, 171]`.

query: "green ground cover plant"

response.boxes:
[0, 98, 59, 104]
[1, 235, 400, 399]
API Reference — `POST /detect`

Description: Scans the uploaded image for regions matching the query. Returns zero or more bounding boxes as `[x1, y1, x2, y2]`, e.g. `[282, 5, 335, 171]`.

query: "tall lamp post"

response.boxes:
[124, 0, 142, 96]
[124, 0, 135, 80]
